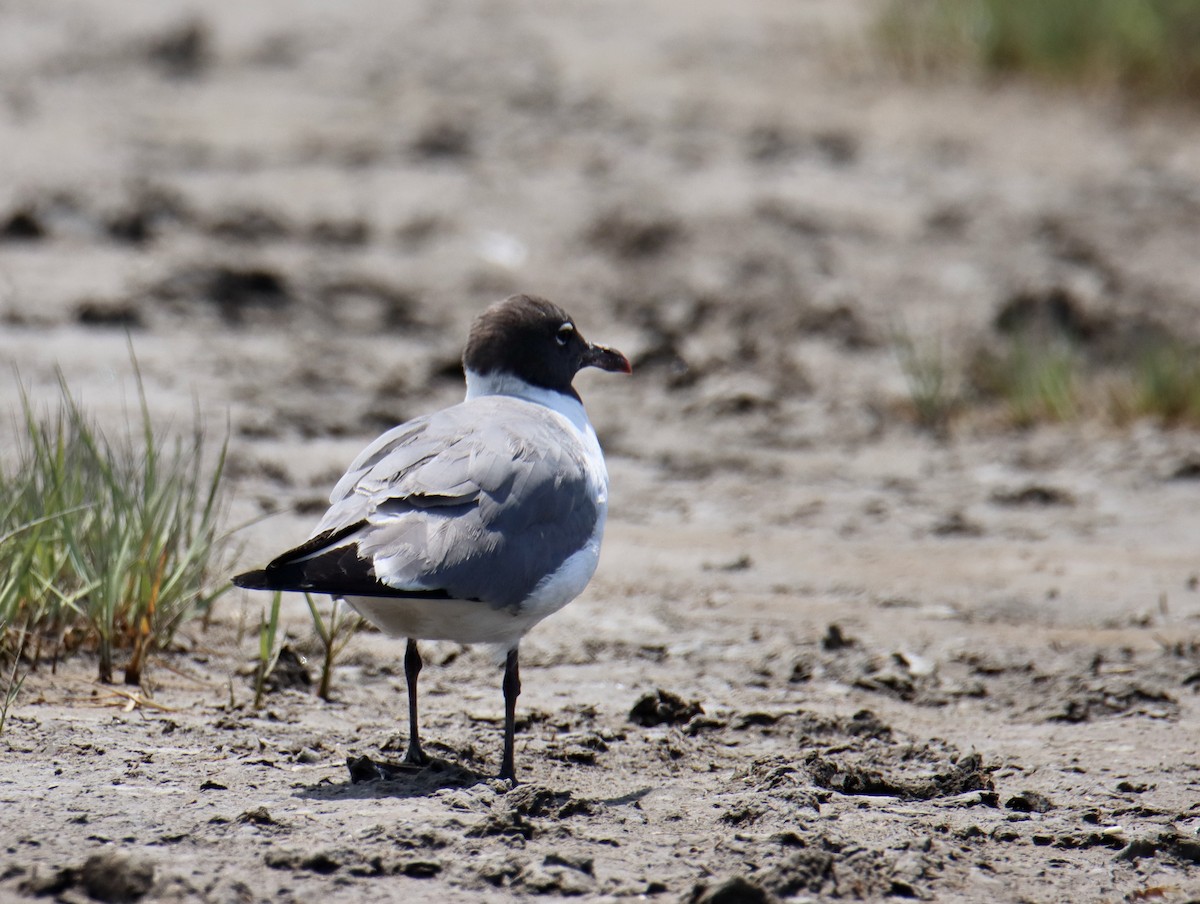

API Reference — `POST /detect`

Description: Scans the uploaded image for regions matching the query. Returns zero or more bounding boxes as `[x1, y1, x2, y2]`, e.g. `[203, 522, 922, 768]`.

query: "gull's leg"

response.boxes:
[500, 647, 521, 782]
[403, 638, 428, 766]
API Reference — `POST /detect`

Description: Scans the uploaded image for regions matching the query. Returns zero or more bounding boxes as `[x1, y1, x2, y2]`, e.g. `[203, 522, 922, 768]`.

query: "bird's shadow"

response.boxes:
[294, 755, 657, 807]
[295, 754, 497, 801]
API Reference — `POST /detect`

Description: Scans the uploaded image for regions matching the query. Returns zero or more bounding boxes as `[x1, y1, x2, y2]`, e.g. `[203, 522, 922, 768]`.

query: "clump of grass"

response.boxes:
[304, 593, 363, 701]
[877, 0, 1200, 103]
[1112, 340, 1200, 426]
[253, 591, 283, 710]
[898, 306, 1200, 432]
[874, 0, 983, 78]
[893, 327, 959, 435]
[1, 641, 27, 736]
[0, 365, 229, 685]
[971, 336, 1081, 428]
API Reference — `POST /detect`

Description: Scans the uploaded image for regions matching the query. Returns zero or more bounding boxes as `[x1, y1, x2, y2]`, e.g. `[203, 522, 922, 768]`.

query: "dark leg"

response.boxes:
[403, 638, 428, 766]
[500, 647, 521, 782]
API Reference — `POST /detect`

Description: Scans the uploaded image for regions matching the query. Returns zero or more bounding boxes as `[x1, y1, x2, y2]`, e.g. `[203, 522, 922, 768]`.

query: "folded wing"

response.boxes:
[234, 397, 602, 609]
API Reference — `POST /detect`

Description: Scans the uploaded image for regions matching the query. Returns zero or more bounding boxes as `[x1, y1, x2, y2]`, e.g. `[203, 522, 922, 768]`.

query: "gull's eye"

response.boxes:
[556, 322, 574, 346]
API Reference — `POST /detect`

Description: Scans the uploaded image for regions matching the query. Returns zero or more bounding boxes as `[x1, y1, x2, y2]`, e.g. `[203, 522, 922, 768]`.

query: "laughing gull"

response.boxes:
[234, 294, 630, 781]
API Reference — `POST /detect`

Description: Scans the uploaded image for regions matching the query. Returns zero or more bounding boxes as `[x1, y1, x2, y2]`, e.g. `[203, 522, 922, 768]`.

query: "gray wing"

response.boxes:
[292, 396, 602, 609]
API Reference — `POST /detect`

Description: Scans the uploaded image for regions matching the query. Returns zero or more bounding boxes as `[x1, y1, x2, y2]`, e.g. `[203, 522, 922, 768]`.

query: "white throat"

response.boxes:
[464, 368, 592, 437]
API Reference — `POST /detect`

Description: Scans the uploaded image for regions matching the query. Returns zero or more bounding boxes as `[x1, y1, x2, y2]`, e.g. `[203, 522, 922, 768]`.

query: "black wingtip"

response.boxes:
[232, 568, 275, 590]
[231, 522, 453, 599]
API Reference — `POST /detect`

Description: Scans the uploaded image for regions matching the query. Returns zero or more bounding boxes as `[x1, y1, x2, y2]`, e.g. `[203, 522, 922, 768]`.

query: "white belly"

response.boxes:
[346, 594, 536, 646]
[344, 525, 603, 649]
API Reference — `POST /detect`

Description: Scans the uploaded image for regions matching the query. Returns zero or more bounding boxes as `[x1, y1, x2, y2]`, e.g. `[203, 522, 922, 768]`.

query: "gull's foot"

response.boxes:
[346, 754, 426, 783]
[403, 742, 430, 768]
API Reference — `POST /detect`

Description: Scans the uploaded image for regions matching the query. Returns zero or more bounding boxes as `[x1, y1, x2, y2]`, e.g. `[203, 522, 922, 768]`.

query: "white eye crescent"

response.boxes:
[556, 322, 574, 346]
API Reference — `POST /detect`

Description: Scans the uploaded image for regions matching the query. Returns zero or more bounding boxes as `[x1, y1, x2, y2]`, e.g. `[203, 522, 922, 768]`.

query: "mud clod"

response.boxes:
[807, 748, 993, 801]
[75, 301, 143, 330]
[990, 485, 1075, 507]
[762, 848, 838, 898]
[1, 208, 46, 241]
[931, 511, 984, 537]
[629, 689, 704, 727]
[506, 785, 594, 819]
[145, 18, 212, 79]
[587, 207, 683, 259]
[19, 867, 77, 898]
[1114, 830, 1200, 865]
[237, 807, 276, 826]
[153, 264, 293, 324]
[402, 860, 442, 878]
[821, 623, 856, 651]
[1170, 456, 1200, 480]
[80, 852, 155, 903]
[1045, 680, 1176, 723]
[689, 876, 778, 904]
[466, 786, 592, 840]
[308, 218, 370, 246]
[994, 287, 1096, 343]
[411, 119, 474, 159]
[208, 207, 291, 243]
[263, 645, 312, 692]
[1005, 790, 1054, 813]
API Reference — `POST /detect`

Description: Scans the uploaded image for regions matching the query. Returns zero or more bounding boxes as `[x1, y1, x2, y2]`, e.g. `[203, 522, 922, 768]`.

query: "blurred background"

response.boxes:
[4, 0, 1200, 430]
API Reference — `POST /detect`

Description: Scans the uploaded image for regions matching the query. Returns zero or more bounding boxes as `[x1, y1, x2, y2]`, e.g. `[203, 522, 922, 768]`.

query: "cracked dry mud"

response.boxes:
[3, 1, 1200, 901]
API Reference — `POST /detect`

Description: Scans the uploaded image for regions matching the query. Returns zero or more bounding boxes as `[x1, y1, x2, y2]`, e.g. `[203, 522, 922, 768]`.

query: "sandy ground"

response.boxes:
[3, 1, 1200, 901]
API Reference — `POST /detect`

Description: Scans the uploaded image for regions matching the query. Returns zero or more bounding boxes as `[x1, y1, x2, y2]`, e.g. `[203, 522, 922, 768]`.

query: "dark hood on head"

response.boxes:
[463, 294, 630, 396]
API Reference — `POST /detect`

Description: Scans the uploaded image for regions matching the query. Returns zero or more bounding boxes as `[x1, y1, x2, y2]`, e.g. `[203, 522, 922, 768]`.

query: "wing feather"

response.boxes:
[253, 396, 603, 609]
